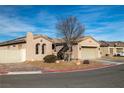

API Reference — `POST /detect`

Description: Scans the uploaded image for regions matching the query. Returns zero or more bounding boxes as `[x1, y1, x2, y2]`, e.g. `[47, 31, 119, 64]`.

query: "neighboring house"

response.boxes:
[0, 32, 101, 63]
[100, 41, 124, 56]
[53, 36, 101, 60]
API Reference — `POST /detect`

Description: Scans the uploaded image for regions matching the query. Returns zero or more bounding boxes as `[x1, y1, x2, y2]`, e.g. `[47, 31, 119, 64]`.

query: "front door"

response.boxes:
[110, 48, 114, 55]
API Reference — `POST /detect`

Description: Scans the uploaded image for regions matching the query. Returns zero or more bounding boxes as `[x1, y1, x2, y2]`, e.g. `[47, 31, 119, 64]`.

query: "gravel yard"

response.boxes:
[28, 60, 108, 71]
[0, 60, 114, 74]
[0, 62, 41, 72]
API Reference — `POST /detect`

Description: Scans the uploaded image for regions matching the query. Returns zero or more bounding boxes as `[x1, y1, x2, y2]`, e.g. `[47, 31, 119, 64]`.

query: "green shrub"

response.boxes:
[43, 55, 57, 63]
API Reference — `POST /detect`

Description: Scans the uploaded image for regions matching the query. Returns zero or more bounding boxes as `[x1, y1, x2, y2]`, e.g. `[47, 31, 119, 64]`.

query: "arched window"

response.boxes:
[35, 43, 40, 54]
[42, 44, 46, 54]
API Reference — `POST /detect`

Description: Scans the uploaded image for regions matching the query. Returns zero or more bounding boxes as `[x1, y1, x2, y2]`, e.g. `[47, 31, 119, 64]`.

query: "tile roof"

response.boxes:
[52, 36, 98, 44]
[0, 35, 52, 46]
[0, 36, 26, 46]
[99, 41, 124, 47]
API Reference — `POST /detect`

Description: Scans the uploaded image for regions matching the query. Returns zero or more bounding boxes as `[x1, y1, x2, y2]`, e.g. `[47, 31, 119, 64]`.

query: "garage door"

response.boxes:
[81, 48, 98, 60]
[0, 49, 26, 63]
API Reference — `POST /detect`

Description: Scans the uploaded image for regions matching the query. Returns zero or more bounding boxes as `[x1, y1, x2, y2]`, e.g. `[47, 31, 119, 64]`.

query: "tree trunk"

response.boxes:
[68, 52, 71, 62]
[67, 44, 72, 62]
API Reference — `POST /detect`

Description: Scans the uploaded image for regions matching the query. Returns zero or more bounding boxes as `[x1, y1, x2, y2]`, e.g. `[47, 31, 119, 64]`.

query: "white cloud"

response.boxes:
[0, 15, 39, 37]
[85, 21, 124, 41]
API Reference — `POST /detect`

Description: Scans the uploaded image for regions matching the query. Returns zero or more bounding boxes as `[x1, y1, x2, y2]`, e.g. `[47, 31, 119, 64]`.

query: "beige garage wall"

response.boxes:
[0, 49, 26, 63]
[77, 37, 101, 60]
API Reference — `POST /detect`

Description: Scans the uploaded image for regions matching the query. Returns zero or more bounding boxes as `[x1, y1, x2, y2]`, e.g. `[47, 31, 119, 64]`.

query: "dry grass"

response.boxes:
[0, 60, 107, 72]
[27, 61, 105, 70]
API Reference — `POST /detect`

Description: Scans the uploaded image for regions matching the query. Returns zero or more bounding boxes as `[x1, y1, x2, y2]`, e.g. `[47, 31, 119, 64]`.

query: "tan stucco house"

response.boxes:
[100, 41, 124, 56]
[0, 32, 101, 63]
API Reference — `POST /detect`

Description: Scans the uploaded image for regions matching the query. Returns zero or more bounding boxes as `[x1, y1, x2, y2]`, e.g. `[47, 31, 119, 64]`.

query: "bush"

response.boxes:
[106, 54, 109, 56]
[43, 55, 57, 63]
[83, 60, 90, 64]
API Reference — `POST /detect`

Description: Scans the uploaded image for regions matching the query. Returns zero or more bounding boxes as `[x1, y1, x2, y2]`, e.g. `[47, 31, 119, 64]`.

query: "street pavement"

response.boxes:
[0, 64, 124, 88]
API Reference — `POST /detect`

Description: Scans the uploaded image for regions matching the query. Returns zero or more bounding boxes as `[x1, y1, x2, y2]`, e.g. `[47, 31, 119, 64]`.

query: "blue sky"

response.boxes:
[0, 5, 124, 42]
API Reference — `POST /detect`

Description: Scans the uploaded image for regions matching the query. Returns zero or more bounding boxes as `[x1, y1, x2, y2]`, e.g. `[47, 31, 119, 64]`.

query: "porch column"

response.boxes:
[113, 47, 117, 55]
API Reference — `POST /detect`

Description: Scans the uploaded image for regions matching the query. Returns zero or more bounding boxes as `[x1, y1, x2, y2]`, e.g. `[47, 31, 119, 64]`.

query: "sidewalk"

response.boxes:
[95, 59, 124, 65]
[0, 62, 42, 75]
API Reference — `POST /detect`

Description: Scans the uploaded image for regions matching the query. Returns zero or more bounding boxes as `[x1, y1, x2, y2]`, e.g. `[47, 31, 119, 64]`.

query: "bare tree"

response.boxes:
[56, 16, 85, 62]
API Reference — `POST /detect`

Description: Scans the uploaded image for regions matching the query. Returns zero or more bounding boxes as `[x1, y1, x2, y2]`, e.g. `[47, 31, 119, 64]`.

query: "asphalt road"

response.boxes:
[0, 64, 124, 88]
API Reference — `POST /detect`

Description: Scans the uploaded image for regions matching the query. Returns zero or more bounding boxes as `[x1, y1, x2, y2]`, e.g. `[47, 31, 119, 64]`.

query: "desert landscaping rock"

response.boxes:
[0, 62, 42, 73]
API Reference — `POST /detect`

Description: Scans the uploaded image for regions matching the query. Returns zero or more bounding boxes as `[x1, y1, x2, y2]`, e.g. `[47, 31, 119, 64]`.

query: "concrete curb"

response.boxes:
[43, 64, 117, 74]
[0, 71, 42, 76]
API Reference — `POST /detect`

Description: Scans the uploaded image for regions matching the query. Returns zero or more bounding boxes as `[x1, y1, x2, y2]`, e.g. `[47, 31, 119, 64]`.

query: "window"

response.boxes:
[52, 44, 56, 52]
[42, 44, 46, 54]
[52, 44, 55, 49]
[116, 48, 123, 53]
[36, 43, 40, 54]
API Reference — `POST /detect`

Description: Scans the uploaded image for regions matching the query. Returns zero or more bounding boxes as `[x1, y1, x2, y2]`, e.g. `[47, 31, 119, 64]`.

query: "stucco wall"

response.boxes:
[0, 49, 26, 63]
[26, 32, 53, 61]
[79, 38, 100, 47]
[100, 47, 109, 56]
[71, 45, 78, 59]
[32, 37, 53, 61]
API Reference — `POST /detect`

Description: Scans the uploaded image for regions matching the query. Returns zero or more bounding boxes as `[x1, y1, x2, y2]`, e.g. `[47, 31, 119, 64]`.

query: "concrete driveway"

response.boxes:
[0, 63, 124, 88]
[100, 57, 124, 62]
